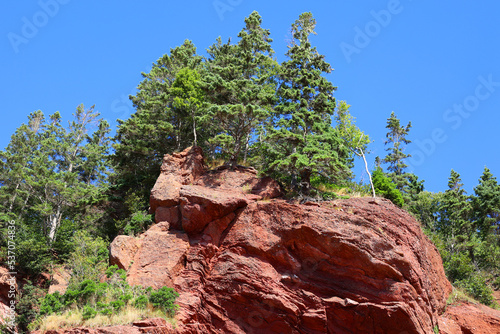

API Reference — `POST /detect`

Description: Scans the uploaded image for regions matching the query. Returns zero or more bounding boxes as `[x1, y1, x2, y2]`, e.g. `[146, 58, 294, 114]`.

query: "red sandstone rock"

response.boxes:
[37, 320, 175, 334]
[96, 147, 500, 333]
[126, 222, 190, 289]
[439, 302, 500, 334]
[155, 205, 181, 230]
[109, 235, 142, 270]
[48, 266, 71, 294]
[0, 267, 16, 327]
[179, 185, 250, 234]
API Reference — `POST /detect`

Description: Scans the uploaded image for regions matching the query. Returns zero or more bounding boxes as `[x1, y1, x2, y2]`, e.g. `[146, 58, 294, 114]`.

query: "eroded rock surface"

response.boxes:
[67, 146, 500, 333]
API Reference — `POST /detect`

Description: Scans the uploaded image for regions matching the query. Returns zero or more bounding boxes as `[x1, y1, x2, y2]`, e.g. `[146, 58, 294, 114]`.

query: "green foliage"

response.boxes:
[382, 111, 412, 192]
[123, 211, 152, 236]
[437, 170, 473, 241]
[260, 12, 350, 195]
[16, 280, 46, 333]
[36, 266, 179, 325]
[133, 295, 149, 309]
[39, 291, 63, 316]
[472, 167, 500, 238]
[372, 168, 404, 207]
[66, 230, 109, 290]
[204, 11, 277, 166]
[112, 40, 204, 220]
[81, 305, 97, 320]
[0, 106, 111, 277]
[456, 275, 494, 306]
[149, 287, 179, 315]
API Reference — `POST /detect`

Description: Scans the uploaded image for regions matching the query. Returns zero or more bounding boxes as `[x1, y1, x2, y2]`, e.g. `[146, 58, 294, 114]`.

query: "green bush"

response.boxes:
[124, 211, 152, 236]
[39, 292, 63, 316]
[149, 287, 179, 315]
[445, 252, 475, 282]
[133, 295, 149, 309]
[36, 265, 180, 328]
[456, 275, 494, 306]
[372, 168, 404, 207]
[81, 305, 97, 320]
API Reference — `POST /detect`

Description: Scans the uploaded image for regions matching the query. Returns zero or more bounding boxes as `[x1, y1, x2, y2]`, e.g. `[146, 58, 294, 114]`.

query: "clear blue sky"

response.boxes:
[2, 1, 500, 194]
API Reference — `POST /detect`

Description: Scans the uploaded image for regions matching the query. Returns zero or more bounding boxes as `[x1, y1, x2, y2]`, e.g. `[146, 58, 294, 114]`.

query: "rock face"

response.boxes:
[438, 302, 500, 334]
[44, 146, 499, 333]
[108, 146, 490, 334]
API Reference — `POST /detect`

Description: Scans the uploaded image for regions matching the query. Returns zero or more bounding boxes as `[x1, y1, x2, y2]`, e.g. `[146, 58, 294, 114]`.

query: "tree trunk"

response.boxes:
[358, 147, 376, 197]
[243, 132, 251, 163]
[300, 169, 312, 196]
[192, 109, 197, 147]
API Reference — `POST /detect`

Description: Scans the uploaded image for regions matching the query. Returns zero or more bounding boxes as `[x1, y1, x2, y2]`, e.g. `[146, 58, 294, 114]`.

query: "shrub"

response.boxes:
[39, 292, 63, 316]
[456, 275, 494, 306]
[444, 252, 474, 282]
[149, 287, 179, 315]
[133, 295, 149, 309]
[81, 305, 97, 320]
[372, 168, 404, 207]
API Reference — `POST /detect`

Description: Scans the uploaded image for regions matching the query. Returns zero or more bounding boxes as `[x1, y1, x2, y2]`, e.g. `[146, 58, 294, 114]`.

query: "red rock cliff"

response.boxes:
[111, 146, 452, 334]
[51, 146, 500, 334]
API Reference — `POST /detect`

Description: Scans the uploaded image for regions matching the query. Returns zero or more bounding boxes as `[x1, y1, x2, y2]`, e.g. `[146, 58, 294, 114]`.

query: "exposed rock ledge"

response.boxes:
[43, 147, 500, 333]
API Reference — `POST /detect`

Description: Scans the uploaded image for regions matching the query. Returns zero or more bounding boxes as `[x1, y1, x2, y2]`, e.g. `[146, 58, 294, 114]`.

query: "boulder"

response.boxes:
[109, 235, 142, 270]
[48, 266, 71, 294]
[126, 222, 190, 289]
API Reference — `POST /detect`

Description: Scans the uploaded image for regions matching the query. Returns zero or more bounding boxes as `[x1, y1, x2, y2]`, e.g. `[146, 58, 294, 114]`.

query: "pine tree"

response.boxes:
[262, 12, 349, 194]
[383, 111, 411, 191]
[203, 11, 277, 166]
[438, 170, 473, 246]
[472, 167, 500, 238]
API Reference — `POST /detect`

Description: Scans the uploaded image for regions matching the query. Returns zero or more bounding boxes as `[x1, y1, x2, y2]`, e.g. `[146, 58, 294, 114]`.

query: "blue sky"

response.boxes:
[1, 1, 500, 194]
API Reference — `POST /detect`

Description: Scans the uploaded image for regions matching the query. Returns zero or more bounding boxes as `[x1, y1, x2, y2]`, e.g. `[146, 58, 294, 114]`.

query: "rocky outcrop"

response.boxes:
[438, 302, 500, 334]
[55, 146, 499, 333]
[109, 146, 460, 333]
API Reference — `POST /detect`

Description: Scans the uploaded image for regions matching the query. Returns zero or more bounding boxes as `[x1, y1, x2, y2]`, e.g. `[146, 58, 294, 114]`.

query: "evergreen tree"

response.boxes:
[383, 111, 411, 191]
[112, 40, 203, 210]
[438, 170, 473, 248]
[262, 12, 349, 194]
[472, 167, 500, 238]
[170, 67, 205, 147]
[203, 11, 277, 166]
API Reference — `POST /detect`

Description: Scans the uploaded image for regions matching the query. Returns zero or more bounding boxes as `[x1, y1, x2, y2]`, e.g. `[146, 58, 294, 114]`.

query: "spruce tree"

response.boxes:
[472, 167, 500, 238]
[383, 111, 411, 191]
[438, 170, 473, 244]
[262, 12, 348, 194]
[203, 11, 277, 166]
